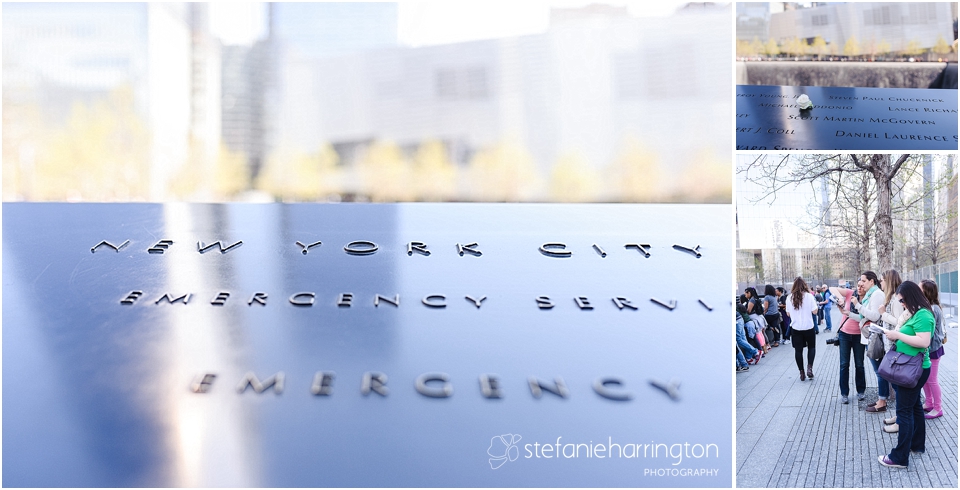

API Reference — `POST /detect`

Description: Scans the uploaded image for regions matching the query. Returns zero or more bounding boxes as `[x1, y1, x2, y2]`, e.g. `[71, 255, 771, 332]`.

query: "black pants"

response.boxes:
[764, 314, 781, 343]
[791, 328, 816, 371]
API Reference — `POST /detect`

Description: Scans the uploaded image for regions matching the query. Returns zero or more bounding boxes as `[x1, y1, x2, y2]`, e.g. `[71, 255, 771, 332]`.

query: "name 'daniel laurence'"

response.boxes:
[94, 238, 715, 312]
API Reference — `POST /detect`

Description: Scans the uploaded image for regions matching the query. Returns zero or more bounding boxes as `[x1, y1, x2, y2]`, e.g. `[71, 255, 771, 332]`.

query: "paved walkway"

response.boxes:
[737, 310, 959, 488]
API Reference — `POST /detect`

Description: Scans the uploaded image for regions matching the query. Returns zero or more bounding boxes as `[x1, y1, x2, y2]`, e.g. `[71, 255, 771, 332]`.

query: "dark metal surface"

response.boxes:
[736, 85, 958, 150]
[3, 203, 732, 487]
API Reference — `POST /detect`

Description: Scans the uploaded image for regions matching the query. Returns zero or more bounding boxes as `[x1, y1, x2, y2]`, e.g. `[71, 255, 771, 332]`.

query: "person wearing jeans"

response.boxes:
[830, 285, 866, 403]
[737, 305, 761, 364]
[879, 281, 934, 469]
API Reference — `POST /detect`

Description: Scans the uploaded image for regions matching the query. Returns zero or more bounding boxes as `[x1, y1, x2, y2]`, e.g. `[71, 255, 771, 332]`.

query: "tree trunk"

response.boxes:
[872, 155, 894, 272]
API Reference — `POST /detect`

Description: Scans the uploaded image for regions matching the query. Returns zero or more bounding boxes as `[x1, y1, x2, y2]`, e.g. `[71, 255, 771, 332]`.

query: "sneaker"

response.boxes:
[857, 393, 866, 401]
[841, 396, 849, 404]
[883, 423, 899, 433]
[884, 416, 897, 425]
[737, 366, 749, 373]
[878, 455, 906, 469]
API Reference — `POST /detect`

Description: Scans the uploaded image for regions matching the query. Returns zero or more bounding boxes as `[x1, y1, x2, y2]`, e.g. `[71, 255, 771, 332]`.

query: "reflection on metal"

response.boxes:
[479, 374, 502, 399]
[422, 294, 446, 308]
[237, 372, 285, 394]
[337, 293, 353, 307]
[310, 372, 336, 396]
[415, 372, 453, 398]
[147, 239, 174, 254]
[361, 372, 389, 396]
[612, 297, 638, 310]
[649, 378, 681, 401]
[457, 242, 482, 256]
[120, 290, 143, 305]
[344, 240, 378, 255]
[574, 296, 593, 310]
[210, 291, 230, 306]
[198, 240, 243, 254]
[289, 292, 316, 306]
[528, 377, 569, 398]
[465, 295, 487, 308]
[155, 293, 191, 305]
[536, 296, 555, 309]
[698, 299, 713, 311]
[295, 240, 322, 254]
[191, 374, 217, 393]
[90, 239, 129, 253]
[407, 241, 431, 256]
[592, 243, 607, 257]
[625, 243, 651, 257]
[374, 294, 399, 308]
[672, 244, 702, 258]
[650, 297, 677, 310]
[248, 292, 268, 306]
[592, 377, 633, 401]
[539, 243, 571, 258]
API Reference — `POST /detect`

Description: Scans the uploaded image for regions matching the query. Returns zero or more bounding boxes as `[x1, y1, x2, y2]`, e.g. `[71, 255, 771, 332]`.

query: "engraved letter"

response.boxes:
[344, 240, 378, 255]
[248, 292, 268, 306]
[311, 371, 336, 396]
[624, 243, 651, 257]
[91, 240, 130, 253]
[536, 296, 554, 309]
[574, 296, 593, 310]
[295, 240, 322, 254]
[539, 242, 571, 258]
[211, 291, 230, 306]
[236, 372, 284, 394]
[422, 294, 446, 308]
[198, 240, 243, 254]
[289, 292, 315, 306]
[612, 297, 638, 310]
[415, 372, 453, 398]
[120, 290, 143, 305]
[528, 377, 569, 398]
[191, 374, 217, 393]
[337, 293, 353, 307]
[457, 242, 482, 256]
[374, 294, 399, 307]
[361, 372, 389, 396]
[592, 377, 633, 401]
[155, 293, 191, 305]
[479, 374, 503, 399]
[465, 295, 487, 308]
[592, 243, 607, 257]
[147, 239, 173, 254]
[407, 241, 431, 256]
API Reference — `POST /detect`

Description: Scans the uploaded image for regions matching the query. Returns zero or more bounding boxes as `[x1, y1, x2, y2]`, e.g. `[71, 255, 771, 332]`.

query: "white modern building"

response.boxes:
[273, 4, 732, 186]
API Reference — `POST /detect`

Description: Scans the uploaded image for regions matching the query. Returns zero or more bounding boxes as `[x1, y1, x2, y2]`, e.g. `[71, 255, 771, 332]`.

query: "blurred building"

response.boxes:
[736, 2, 775, 41]
[272, 3, 732, 197]
[767, 2, 955, 53]
[2, 2, 218, 200]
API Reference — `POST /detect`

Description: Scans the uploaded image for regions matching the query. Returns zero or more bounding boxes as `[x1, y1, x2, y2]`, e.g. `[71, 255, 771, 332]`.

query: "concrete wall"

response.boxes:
[736, 61, 949, 88]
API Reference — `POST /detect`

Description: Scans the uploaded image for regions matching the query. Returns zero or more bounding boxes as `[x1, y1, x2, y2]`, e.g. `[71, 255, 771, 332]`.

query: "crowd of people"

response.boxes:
[736, 271, 948, 470]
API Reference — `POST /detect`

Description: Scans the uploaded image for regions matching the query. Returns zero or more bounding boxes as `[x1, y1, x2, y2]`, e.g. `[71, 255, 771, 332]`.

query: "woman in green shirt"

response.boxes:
[877, 281, 934, 469]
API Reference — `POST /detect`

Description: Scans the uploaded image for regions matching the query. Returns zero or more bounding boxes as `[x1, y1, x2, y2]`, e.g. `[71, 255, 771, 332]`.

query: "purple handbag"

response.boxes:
[877, 349, 924, 388]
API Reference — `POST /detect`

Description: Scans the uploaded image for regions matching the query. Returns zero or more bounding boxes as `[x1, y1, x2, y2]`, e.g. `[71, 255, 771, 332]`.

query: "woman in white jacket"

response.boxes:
[862, 270, 903, 414]
[838, 271, 884, 402]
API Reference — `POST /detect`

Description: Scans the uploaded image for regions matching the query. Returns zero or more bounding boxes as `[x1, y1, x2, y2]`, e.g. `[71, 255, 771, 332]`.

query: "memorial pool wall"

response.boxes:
[736, 61, 952, 88]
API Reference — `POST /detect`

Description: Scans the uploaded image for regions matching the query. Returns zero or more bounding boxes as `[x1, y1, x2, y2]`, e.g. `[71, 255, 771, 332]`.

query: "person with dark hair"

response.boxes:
[878, 281, 933, 469]
[829, 283, 865, 404]
[777, 286, 791, 343]
[864, 270, 903, 414]
[919, 279, 945, 419]
[744, 287, 770, 352]
[736, 304, 762, 367]
[785, 277, 818, 381]
[762, 284, 782, 347]
[821, 284, 834, 332]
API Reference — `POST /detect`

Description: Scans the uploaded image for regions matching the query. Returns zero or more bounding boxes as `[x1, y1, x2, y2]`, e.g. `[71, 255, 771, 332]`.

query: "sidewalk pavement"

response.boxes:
[737, 309, 959, 487]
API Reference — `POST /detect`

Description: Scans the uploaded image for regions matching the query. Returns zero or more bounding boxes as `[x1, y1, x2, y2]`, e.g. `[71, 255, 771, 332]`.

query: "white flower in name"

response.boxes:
[797, 94, 813, 109]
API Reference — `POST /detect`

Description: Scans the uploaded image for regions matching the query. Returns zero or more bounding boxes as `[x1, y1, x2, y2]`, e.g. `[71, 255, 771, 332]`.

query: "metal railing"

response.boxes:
[902, 259, 958, 321]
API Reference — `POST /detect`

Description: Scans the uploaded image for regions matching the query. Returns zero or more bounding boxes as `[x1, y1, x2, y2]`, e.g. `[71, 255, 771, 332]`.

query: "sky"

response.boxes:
[210, 1, 698, 46]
